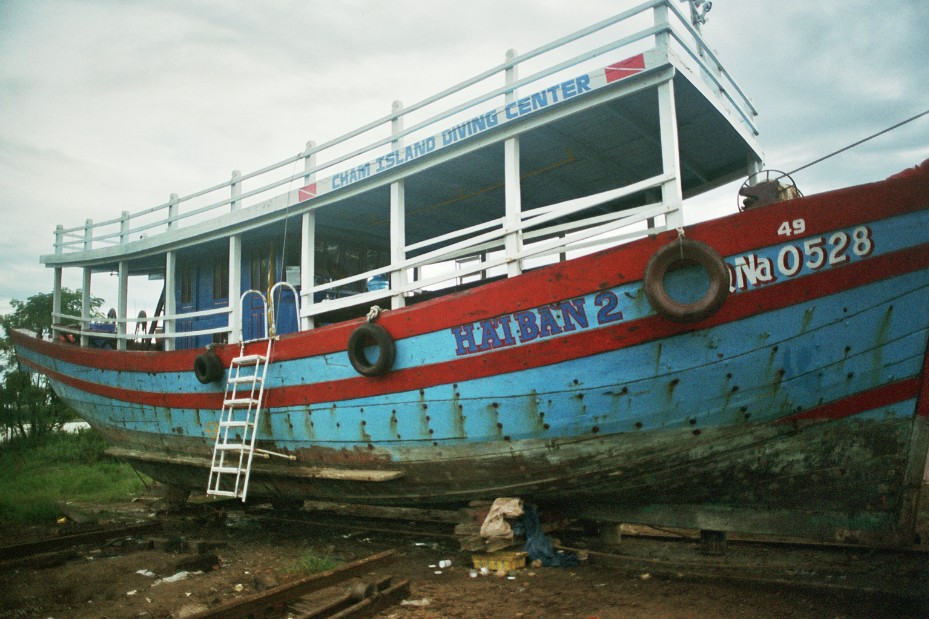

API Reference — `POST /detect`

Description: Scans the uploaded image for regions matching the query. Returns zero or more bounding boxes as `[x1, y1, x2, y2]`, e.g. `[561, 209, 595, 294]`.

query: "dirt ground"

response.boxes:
[1, 490, 927, 619]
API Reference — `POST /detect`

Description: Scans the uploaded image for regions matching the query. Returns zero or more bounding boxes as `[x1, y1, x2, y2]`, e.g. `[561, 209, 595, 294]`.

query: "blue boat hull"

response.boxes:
[13, 167, 929, 544]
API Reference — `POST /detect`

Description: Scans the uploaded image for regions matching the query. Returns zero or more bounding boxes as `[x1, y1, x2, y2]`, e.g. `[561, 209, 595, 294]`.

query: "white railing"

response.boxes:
[51, 0, 754, 256]
[52, 305, 233, 346]
[300, 172, 674, 319]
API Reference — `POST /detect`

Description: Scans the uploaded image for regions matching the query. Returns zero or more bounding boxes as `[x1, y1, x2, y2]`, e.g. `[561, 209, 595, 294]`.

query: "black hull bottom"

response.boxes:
[105, 414, 928, 546]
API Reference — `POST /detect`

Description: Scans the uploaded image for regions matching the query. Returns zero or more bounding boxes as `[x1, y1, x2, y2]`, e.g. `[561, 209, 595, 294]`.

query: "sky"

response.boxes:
[1, 0, 927, 317]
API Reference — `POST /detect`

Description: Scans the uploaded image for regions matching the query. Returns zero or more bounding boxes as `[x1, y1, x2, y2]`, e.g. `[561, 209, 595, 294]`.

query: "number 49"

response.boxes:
[778, 219, 806, 236]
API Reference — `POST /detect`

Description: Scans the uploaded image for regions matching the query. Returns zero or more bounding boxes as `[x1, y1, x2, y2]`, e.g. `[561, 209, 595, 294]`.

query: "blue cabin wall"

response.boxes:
[242, 244, 299, 341]
[174, 243, 299, 350]
[172, 235, 389, 348]
[174, 247, 230, 350]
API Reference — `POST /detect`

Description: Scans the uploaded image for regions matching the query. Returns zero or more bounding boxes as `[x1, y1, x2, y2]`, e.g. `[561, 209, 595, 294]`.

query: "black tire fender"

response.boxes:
[347, 323, 396, 377]
[644, 237, 729, 323]
[193, 349, 224, 384]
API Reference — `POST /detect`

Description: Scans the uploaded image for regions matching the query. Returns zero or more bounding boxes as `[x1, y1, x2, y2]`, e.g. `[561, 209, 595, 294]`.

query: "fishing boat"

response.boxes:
[10, 1, 929, 547]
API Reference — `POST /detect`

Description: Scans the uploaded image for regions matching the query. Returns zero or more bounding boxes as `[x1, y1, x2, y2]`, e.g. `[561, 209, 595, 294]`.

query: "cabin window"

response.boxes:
[179, 263, 194, 304]
[213, 258, 229, 300]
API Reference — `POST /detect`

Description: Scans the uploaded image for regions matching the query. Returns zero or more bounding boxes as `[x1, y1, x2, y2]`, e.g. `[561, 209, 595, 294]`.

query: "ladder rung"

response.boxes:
[219, 420, 251, 428]
[207, 489, 240, 497]
[224, 398, 259, 407]
[210, 466, 243, 474]
[228, 375, 263, 385]
[232, 354, 266, 365]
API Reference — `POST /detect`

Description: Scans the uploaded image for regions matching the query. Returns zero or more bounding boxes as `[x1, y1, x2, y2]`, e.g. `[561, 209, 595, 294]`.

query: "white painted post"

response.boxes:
[83, 218, 93, 251]
[228, 170, 242, 343]
[80, 218, 92, 346]
[302, 140, 316, 187]
[504, 49, 523, 277]
[168, 193, 179, 231]
[55, 225, 64, 255]
[230, 170, 241, 212]
[300, 140, 317, 330]
[300, 212, 315, 330]
[80, 267, 91, 347]
[115, 210, 131, 351]
[654, 4, 684, 230]
[117, 261, 128, 351]
[389, 100, 407, 310]
[164, 250, 176, 351]
[119, 210, 130, 244]
[52, 268, 62, 340]
[228, 235, 241, 343]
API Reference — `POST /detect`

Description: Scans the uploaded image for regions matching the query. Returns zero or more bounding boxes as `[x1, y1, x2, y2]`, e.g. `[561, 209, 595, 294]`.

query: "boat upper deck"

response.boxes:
[41, 1, 763, 348]
[46, 1, 759, 271]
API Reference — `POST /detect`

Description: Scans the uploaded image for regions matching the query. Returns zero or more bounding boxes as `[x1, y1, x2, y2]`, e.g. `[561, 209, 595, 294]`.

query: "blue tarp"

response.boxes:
[512, 505, 579, 568]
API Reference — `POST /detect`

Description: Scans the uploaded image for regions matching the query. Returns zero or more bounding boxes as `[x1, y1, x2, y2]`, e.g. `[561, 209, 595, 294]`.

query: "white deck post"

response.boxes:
[117, 261, 128, 351]
[51, 267, 62, 340]
[229, 170, 242, 343]
[504, 49, 523, 277]
[228, 235, 241, 343]
[230, 170, 241, 212]
[654, 3, 684, 230]
[80, 267, 91, 348]
[117, 210, 130, 351]
[390, 100, 407, 310]
[167, 193, 179, 231]
[300, 212, 315, 330]
[164, 250, 176, 351]
[119, 210, 130, 244]
[301, 141, 317, 330]
[83, 218, 93, 251]
[80, 219, 92, 347]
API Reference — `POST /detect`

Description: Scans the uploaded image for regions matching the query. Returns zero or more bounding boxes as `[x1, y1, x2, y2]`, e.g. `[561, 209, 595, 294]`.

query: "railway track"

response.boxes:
[228, 501, 929, 603]
[184, 550, 408, 619]
[0, 520, 162, 568]
[3, 499, 925, 612]
[0, 515, 411, 618]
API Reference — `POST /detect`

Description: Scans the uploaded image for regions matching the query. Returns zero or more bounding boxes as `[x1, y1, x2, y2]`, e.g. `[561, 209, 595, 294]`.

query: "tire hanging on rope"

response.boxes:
[193, 349, 224, 384]
[347, 322, 396, 377]
[644, 237, 729, 323]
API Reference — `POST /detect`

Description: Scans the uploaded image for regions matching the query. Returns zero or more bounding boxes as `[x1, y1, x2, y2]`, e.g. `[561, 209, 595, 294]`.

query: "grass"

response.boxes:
[0, 429, 149, 524]
[283, 551, 340, 576]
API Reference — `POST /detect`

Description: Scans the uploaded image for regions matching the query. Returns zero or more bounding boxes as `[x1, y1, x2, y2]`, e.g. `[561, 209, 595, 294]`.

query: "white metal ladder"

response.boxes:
[206, 284, 299, 501]
[206, 338, 272, 501]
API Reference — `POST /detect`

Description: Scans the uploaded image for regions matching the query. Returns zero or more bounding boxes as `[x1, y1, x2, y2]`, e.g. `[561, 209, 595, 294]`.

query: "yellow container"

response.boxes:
[471, 551, 527, 571]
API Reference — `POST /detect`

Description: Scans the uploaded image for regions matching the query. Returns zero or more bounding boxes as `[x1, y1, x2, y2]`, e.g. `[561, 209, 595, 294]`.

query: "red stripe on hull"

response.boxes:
[17, 356, 224, 410]
[779, 378, 919, 424]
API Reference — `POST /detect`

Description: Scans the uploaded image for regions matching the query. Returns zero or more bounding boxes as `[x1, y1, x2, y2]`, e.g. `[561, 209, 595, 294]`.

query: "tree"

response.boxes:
[0, 288, 102, 440]
[0, 288, 103, 368]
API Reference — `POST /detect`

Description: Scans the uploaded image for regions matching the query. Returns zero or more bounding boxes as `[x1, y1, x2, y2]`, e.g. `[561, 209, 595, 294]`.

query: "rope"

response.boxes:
[782, 108, 929, 179]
